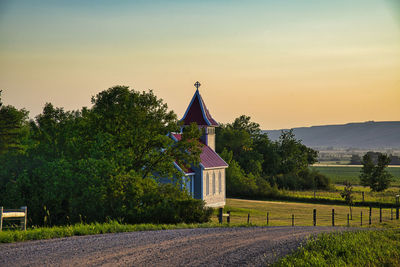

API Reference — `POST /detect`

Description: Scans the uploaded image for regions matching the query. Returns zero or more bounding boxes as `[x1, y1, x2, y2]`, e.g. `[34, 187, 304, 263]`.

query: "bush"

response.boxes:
[0, 161, 213, 225]
[268, 169, 331, 191]
[144, 199, 213, 224]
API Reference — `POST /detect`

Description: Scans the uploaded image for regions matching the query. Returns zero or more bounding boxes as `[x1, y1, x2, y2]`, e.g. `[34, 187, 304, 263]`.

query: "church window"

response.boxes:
[212, 172, 216, 195]
[219, 171, 222, 193]
[206, 173, 209, 195]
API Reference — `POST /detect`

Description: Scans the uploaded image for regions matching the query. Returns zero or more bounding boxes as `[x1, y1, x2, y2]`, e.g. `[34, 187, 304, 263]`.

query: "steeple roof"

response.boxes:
[181, 89, 219, 127]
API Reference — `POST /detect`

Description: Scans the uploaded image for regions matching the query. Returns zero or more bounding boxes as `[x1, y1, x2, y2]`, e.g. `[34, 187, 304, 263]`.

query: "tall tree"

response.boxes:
[231, 115, 261, 136]
[217, 115, 324, 194]
[276, 130, 318, 175]
[360, 153, 392, 191]
[88, 86, 202, 178]
[340, 181, 354, 220]
[0, 90, 29, 154]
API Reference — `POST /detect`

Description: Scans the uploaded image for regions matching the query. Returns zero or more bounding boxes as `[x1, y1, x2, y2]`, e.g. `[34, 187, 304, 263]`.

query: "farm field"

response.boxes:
[214, 198, 400, 227]
[311, 166, 400, 186]
[283, 186, 400, 205]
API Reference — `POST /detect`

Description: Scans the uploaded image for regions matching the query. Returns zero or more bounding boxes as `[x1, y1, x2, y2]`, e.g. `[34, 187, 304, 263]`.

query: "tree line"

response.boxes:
[0, 87, 212, 226]
[351, 152, 400, 166]
[216, 115, 331, 198]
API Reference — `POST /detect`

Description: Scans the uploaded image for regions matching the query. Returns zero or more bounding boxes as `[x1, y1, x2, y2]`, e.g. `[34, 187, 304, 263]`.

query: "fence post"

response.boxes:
[218, 208, 223, 224]
[379, 207, 382, 223]
[369, 206, 372, 225]
[313, 209, 316, 226]
[227, 211, 231, 224]
[292, 214, 294, 227]
[362, 192, 365, 202]
[247, 213, 250, 224]
[360, 211, 362, 226]
[347, 214, 350, 227]
[332, 209, 335, 227]
[21, 206, 27, 231]
[267, 212, 269, 226]
[0, 207, 3, 231]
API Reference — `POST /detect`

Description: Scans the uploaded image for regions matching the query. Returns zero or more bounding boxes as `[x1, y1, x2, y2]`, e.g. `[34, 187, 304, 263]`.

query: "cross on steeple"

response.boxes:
[194, 81, 201, 90]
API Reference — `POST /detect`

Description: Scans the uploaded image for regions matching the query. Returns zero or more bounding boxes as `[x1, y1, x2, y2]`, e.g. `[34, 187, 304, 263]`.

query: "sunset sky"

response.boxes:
[0, 0, 399, 129]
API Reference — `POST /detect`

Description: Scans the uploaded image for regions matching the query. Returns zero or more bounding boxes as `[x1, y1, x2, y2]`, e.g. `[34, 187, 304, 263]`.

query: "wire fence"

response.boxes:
[218, 206, 400, 227]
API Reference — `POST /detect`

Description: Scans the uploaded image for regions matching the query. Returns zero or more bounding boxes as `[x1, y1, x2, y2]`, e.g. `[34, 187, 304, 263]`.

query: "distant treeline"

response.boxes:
[350, 152, 400, 165]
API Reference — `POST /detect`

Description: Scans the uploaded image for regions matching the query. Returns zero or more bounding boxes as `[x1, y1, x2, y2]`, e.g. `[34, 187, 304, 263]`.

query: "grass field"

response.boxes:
[214, 198, 400, 227]
[283, 186, 400, 205]
[311, 166, 400, 186]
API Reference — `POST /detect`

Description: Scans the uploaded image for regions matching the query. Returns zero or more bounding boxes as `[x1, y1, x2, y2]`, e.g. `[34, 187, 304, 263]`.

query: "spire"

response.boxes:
[181, 82, 219, 126]
[194, 81, 201, 90]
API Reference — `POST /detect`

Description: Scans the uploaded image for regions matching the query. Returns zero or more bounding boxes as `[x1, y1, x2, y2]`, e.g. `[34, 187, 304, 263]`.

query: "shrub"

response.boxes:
[268, 169, 331, 191]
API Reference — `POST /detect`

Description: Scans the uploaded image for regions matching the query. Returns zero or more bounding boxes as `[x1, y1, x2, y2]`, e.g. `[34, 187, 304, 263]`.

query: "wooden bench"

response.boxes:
[0, 206, 27, 231]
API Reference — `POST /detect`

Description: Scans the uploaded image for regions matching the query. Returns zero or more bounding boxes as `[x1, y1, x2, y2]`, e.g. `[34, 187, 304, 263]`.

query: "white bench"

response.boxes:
[0, 206, 27, 231]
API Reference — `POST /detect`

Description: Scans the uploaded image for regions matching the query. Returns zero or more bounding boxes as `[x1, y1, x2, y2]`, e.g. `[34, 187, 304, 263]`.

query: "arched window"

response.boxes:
[206, 173, 209, 195]
[212, 172, 216, 195]
[219, 171, 222, 193]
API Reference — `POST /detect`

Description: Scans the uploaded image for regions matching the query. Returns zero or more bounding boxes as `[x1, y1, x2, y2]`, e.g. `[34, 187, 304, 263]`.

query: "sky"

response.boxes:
[0, 0, 399, 130]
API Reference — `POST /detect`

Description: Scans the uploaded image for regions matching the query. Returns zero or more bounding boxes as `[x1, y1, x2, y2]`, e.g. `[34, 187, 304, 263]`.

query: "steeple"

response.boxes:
[181, 82, 219, 127]
[181, 82, 218, 150]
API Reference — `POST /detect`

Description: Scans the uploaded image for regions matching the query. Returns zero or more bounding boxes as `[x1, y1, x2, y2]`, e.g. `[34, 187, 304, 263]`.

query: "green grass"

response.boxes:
[311, 166, 400, 186]
[0, 220, 258, 244]
[215, 198, 400, 227]
[273, 229, 400, 267]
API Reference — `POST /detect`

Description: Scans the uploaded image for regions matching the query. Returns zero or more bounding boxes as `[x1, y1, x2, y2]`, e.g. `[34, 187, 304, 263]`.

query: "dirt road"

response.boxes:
[0, 226, 352, 266]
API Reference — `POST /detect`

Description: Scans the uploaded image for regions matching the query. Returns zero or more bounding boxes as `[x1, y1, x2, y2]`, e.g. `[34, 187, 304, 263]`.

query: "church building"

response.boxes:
[169, 82, 228, 207]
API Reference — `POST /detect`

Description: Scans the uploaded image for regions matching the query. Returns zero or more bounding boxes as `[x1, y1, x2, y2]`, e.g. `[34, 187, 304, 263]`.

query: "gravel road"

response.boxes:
[0, 226, 353, 267]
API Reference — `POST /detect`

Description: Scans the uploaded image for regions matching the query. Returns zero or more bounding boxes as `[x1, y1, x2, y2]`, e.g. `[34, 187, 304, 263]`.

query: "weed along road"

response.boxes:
[0, 226, 356, 266]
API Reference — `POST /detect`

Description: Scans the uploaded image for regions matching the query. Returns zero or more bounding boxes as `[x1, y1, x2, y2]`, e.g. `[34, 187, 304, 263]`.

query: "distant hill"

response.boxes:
[263, 121, 400, 149]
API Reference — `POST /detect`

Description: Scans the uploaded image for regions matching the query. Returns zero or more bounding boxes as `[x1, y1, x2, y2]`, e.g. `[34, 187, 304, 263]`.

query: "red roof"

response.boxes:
[170, 133, 228, 169]
[174, 162, 195, 175]
[171, 133, 182, 141]
[181, 90, 219, 127]
[200, 145, 228, 169]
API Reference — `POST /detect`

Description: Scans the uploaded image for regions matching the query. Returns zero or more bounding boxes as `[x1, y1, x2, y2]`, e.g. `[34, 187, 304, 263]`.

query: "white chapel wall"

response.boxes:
[202, 168, 225, 207]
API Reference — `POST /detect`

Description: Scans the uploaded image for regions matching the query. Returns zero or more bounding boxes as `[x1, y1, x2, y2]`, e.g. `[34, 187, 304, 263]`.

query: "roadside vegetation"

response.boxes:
[0, 220, 248, 243]
[273, 229, 400, 267]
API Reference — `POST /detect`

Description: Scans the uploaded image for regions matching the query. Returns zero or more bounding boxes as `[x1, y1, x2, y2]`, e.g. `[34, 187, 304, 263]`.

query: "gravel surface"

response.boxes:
[0, 226, 354, 267]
